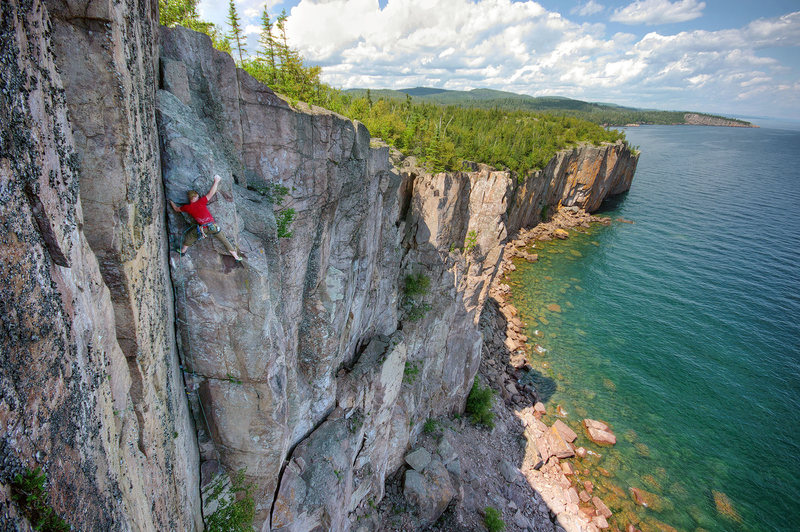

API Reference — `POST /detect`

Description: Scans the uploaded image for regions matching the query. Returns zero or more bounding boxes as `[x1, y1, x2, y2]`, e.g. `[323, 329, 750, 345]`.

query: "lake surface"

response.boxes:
[509, 125, 800, 531]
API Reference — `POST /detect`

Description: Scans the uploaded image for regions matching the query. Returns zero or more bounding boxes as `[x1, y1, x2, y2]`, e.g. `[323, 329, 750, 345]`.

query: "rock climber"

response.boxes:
[169, 174, 243, 261]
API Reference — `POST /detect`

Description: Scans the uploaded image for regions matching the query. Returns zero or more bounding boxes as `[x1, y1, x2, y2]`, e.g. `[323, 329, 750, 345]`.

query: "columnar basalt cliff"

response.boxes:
[1, 2, 637, 530]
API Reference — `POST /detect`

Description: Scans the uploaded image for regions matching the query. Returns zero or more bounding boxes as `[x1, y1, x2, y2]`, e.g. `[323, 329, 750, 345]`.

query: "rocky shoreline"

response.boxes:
[480, 208, 628, 532]
[351, 209, 633, 532]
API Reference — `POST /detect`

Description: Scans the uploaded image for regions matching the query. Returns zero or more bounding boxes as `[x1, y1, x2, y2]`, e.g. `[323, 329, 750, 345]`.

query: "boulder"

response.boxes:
[403, 460, 456, 524]
[437, 433, 458, 465]
[593, 515, 610, 529]
[505, 382, 519, 396]
[405, 448, 432, 471]
[499, 460, 521, 484]
[583, 419, 610, 431]
[583, 419, 616, 445]
[553, 420, 577, 442]
[592, 496, 612, 518]
[554, 228, 570, 239]
[549, 426, 575, 459]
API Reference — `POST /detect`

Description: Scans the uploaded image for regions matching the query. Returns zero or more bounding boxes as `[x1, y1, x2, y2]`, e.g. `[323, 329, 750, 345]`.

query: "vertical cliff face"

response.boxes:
[156, 25, 637, 531]
[1, 1, 199, 529]
[2, 4, 636, 529]
[506, 142, 638, 233]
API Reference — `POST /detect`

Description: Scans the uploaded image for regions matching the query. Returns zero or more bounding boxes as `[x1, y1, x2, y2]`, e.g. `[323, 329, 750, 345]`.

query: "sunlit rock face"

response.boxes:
[158, 25, 636, 531]
[1, 2, 636, 527]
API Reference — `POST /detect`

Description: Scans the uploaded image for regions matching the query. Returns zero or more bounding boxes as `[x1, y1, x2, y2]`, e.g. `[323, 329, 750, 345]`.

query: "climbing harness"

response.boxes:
[196, 221, 220, 240]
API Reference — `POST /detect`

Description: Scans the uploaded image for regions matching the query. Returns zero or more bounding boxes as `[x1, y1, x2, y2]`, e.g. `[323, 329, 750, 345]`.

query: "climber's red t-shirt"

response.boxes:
[180, 196, 215, 224]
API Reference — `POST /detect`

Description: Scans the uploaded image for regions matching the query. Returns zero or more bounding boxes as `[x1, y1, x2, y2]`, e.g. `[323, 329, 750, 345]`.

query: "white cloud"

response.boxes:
[610, 0, 705, 26]
[571, 1, 604, 17]
[272, 1, 800, 118]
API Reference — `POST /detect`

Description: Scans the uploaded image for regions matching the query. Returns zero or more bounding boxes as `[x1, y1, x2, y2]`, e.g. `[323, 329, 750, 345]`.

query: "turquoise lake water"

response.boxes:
[510, 125, 800, 531]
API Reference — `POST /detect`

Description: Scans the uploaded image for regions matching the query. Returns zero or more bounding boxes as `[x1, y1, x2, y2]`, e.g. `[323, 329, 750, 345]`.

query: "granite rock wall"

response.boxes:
[1, 6, 636, 528]
[157, 25, 637, 531]
[1, 1, 199, 529]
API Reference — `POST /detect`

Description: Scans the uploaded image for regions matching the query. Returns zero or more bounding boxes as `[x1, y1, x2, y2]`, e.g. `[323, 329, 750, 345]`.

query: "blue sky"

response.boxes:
[197, 1, 800, 120]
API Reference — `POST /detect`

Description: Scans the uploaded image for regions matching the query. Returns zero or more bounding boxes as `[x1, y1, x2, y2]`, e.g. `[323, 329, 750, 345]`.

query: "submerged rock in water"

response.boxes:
[629, 486, 665, 512]
[547, 303, 562, 312]
[583, 419, 617, 445]
[712, 490, 743, 523]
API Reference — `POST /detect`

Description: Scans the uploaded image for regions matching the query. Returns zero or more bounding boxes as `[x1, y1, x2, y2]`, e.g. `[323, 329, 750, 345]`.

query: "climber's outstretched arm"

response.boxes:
[206, 174, 222, 200]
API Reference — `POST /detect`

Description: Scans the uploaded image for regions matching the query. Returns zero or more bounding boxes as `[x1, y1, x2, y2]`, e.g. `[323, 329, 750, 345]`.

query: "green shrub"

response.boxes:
[484, 506, 505, 532]
[9, 467, 70, 532]
[403, 361, 420, 384]
[403, 273, 431, 321]
[464, 230, 478, 254]
[404, 273, 430, 298]
[205, 469, 255, 532]
[422, 418, 439, 434]
[276, 207, 296, 238]
[465, 377, 494, 428]
[249, 183, 295, 238]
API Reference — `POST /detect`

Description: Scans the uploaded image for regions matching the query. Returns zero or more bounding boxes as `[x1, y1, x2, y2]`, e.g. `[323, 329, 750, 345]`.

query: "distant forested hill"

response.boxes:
[345, 88, 754, 128]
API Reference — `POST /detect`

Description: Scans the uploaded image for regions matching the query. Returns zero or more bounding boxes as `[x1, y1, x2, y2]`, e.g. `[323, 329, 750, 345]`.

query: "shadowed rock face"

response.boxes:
[1, 1, 199, 530]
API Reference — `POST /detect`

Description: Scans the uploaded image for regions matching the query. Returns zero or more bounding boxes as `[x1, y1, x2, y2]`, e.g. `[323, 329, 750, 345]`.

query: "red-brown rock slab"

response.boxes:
[583, 418, 610, 431]
[584, 480, 594, 494]
[579, 490, 591, 502]
[549, 426, 576, 458]
[592, 496, 613, 518]
[629, 487, 665, 512]
[593, 515, 610, 529]
[583, 419, 616, 445]
[586, 426, 617, 445]
[566, 487, 580, 505]
[504, 337, 519, 352]
[553, 419, 578, 442]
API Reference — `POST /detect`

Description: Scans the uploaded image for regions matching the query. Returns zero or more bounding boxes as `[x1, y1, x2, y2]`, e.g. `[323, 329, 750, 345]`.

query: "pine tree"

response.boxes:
[275, 10, 290, 83]
[257, 6, 277, 84]
[227, 0, 246, 65]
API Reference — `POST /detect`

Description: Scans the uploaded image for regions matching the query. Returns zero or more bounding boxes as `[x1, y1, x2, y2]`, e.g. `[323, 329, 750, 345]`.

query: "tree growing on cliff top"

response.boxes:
[241, 7, 328, 106]
[257, 6, 278, 85]
[227, 0, 247, 65]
